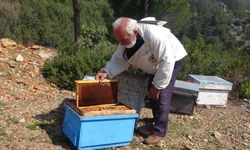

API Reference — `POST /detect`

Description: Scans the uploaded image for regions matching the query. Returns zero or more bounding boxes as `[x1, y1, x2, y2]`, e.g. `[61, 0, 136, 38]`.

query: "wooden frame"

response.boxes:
[64, 80, 136, 116]
[65, 98, 136, 117]
[75, 80, 119, 107]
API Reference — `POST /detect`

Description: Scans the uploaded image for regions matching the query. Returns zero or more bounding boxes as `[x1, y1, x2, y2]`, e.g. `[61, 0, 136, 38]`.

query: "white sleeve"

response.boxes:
[152, 55, 175, 89]
[103, 47, 129, 79]
[146, 29, 175, 89]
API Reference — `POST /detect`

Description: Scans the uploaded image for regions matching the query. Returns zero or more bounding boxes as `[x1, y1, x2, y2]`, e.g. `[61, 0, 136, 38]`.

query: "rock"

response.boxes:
[243, 123, 250, 129]
[16, 54, 24, 62]
[205, 105, 211, 109]
[29, 71, 35, 77]
[19, 118, 26, 123]
[34, 66, 40, 74]
[0, 38, 16, 47]
[7, 61, 17, 68]
[188, 135, 193, 140]
[15, 44, 25, 50]
[30, 45, 41, 50]
[189, 116, 194, 119]
[0, 62, 8, 70]
[243, 133, 250, 141]
[38, 50, 56, 60]
[214, 131, 222, 139]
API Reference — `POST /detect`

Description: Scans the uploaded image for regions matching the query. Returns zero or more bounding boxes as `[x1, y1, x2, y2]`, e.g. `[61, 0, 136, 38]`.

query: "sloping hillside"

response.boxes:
[0, 38, 249, 150]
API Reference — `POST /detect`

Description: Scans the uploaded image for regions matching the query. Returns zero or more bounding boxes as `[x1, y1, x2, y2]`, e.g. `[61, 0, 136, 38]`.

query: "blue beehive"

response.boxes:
[63, 80, 138, 150]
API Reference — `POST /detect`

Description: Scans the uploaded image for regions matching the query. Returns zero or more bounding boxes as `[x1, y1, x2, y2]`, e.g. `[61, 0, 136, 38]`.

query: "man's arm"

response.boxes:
[145, 26, 175, 89]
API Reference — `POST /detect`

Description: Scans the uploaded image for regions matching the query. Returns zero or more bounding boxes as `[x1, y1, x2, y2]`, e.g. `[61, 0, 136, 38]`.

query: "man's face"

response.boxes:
[113, 26, 137, 48]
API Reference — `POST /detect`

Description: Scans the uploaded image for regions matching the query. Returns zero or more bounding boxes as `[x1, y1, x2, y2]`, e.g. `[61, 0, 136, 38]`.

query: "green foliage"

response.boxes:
[243, 24, 250, 40]
[0, 127, 6, 137]
[223, 0, 248, 18]
[0, 0, 20, 38]
[1, 0, 249, 97]
[79, 24, 108, 50]
[150, 0, 193, 34]
[110, 0, 192, 34]
[43, 41, 115, 90]
[240, 81, 250, 99]
[26, 121, 51, 130]
[0, 0, 114, 49]
[109, 0, 143, 19]
[182, 0, 237, 50]
[180, 35, 250, 91]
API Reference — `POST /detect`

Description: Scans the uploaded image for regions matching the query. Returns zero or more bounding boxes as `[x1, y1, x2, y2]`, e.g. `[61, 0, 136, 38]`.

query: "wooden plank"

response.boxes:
[75, 79, 118, 83]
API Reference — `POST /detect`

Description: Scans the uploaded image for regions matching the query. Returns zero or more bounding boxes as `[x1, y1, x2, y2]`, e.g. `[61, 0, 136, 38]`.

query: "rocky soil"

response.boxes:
[0, 38, 249, 150]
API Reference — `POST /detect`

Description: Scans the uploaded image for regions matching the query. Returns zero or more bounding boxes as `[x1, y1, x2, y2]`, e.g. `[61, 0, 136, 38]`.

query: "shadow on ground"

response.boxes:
[34, 98, 76, 150]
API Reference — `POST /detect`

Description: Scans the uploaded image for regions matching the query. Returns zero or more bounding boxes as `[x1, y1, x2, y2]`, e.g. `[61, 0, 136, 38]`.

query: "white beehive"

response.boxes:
[188, 74, 233, 107]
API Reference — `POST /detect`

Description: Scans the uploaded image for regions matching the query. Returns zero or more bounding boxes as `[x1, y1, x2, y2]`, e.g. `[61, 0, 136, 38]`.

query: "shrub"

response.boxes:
[180, 35, 250, 96]
[42, 41, 115, 90]
[240, 81, 250, 99]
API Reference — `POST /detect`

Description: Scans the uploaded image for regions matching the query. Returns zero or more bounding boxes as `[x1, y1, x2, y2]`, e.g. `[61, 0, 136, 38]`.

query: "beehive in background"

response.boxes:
[188, 74, 233, 106]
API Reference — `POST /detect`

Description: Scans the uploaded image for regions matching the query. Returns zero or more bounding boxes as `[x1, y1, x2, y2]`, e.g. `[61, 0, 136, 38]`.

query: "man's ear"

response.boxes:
[133, 29, 139, 36]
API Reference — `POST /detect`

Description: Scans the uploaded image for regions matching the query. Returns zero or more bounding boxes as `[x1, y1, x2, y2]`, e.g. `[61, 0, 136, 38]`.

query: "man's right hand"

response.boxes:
[95, 70, 108, 81]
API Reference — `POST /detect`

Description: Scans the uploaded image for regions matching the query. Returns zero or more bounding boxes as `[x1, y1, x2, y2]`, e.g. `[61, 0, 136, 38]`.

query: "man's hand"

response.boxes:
[148, 84, 160, 101]
[95, 70, 108, 81]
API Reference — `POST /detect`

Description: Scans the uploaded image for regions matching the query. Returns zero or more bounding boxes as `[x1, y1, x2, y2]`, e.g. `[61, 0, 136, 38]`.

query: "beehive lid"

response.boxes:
[174, 80, 199, 95]
[188, 74, 233, 90]
[75, 80, 119, 107]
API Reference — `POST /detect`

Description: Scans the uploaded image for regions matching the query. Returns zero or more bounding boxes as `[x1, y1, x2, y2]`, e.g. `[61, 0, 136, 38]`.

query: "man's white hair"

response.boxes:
[112, 17, 138, 35]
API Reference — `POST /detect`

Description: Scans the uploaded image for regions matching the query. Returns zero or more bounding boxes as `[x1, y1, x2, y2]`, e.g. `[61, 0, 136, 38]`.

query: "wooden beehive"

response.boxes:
[65, 80, 136, 116]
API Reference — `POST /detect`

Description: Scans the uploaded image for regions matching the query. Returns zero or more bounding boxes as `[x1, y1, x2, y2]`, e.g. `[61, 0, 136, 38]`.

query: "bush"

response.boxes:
[42, 41, 115, 90]
[0, 0, 114, 49]
[180, 35, 250, 96]
[240, 81, 250, 99]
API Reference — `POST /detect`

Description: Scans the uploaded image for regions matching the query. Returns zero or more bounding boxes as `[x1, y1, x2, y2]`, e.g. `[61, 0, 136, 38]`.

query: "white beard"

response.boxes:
[124, 39, 136, 48]
[120, 37, 137, 49]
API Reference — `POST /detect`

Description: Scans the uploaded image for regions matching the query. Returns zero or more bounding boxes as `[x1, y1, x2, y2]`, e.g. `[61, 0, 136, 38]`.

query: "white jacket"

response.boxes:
[103, 23, 187, 89]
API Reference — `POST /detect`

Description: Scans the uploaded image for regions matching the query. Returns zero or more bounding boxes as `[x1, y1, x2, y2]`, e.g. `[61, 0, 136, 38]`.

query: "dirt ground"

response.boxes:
[0, 39, 249, 150]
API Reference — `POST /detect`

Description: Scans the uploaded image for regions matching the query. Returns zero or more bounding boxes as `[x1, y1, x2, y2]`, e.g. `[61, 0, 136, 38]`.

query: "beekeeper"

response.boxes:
[95, 17, 187, 144]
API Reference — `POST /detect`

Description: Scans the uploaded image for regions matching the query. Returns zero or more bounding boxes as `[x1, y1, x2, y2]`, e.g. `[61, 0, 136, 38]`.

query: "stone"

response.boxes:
[38, 50, 56, 60]
[214, 131, 222, 139]
[16, 54, 24, 62]
[34, 66, 40, 74]
[19, 118, 26, 123]
[30, 45, 41, 50]
[0, 38, 16, 47]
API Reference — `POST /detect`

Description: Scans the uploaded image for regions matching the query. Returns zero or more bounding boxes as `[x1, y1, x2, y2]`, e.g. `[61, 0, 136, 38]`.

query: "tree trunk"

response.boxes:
[141, 0, 149, 17]
[72, 0, 81, 43]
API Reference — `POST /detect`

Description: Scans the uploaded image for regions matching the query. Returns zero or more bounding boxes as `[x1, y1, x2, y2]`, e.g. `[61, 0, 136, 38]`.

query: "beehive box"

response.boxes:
[63, 80, 138, 150]
[171, 80, 199, 115]
[188, 74, 233, 106]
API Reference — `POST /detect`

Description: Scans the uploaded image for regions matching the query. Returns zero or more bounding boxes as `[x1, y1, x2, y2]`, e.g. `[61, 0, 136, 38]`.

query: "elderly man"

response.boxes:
[95, 17, 187, 144]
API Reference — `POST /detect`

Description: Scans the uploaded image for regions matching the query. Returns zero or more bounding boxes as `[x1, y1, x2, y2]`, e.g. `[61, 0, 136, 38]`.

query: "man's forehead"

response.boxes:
[113, 27, 126, 38]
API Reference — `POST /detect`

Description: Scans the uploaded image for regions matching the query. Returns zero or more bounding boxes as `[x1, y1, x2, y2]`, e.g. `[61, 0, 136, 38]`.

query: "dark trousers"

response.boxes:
[149, 58, 185, 137]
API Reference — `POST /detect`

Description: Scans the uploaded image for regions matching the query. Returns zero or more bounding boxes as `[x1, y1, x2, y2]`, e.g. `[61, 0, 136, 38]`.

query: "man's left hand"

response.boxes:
[149, 85, 160, 101]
